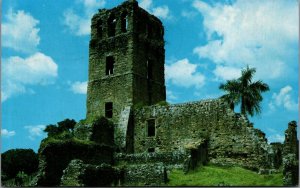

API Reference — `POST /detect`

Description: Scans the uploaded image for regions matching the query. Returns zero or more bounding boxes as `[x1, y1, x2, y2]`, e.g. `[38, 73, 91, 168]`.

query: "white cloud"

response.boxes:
[267, 134, 284, 143]
[80, 0, 106, 14]
[166, 58, 205, 88]
[213, 65, 240, 81]
[193, 0, 298, 80]
[139, 0, 171, 19]
[139, 0, 152, 10]
[25, 125, 46, 140]
[1, 129, 16, 137]
[2, 52, 58, 102]
[2, 9, 40, 54]
[152, 6, 170, 19]
[63, 0, 106, 36]
[269, 85, 298, 111]
[71, 81, 88, 94]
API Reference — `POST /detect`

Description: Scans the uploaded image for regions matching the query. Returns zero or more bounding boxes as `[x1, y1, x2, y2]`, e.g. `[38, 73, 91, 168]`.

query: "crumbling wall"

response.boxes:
[282, 121, 299, 186]
[115, 151, 188, 169]
[60, 159, 122, 186]
[270, 142, 283, 169]
[122, 162, 167, 186]
[33, 140, 114, 186]
[133, 99, 273, 170]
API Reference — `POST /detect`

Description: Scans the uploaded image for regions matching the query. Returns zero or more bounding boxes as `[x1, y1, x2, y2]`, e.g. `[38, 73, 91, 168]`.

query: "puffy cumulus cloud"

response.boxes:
[80, 0, 106, 14]
[269, 86, 298, 111]
[63, 0, 106, 36]
[166, 58, 205, 88]
[1, 129, 16, 138]
[193, 0, 298, 81]
[70, 81, 88, 94]
[2, 9, 40, 54]
[139, 0, 171, 19]
[24, 125, 46, 140]
[213, 65, 240, 81]
[2, 53, 58, 102]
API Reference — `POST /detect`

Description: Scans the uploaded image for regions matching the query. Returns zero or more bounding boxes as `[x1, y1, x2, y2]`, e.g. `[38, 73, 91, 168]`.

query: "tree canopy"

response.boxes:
[1, 149, 39, 179]
[44, 118, 76, 137]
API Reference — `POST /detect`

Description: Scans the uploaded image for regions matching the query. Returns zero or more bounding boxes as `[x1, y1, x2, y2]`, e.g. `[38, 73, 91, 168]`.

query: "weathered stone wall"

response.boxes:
[115, 151, 188, 168]
[282, 121, 299, 186]
[34, 140, 114, 186]
[133, 99, 273, 170]
[122, 162, 167, 186]
[60, 159, 122, 187]
[86, 0, 166, 124]
[270, 142, 283, 169]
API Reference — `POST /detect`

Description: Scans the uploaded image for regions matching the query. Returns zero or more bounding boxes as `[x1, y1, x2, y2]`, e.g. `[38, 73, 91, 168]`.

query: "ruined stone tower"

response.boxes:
[86, 0, 166, 123]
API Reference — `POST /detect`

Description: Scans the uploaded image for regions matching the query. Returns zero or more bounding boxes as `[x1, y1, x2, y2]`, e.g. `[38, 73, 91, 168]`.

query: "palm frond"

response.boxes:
[219, 65, 269, 117]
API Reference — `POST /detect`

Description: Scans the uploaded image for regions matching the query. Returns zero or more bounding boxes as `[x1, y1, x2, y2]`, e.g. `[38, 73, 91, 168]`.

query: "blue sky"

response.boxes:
[1, 0, 299, 152]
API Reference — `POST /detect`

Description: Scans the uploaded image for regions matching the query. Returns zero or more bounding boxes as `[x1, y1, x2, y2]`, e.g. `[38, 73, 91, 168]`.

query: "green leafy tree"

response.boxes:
[57, 119, 76, 132]
[44, 119, 77, 137]
[44, 124, 61, 137]
[219, 66, 269, 117]
[1, 149, 38, 179]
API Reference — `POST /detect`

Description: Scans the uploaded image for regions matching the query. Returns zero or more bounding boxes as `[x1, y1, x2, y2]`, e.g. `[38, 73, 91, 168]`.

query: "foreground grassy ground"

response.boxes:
[168, 164, 283, 186]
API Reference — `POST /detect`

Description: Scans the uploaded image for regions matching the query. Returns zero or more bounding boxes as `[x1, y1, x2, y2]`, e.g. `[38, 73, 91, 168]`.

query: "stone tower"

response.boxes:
[86, 0, 166, 123]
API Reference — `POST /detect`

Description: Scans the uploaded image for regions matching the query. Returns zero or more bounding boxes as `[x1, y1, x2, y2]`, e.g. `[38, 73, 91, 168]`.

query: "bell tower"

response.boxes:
[86, 0, 166, 123]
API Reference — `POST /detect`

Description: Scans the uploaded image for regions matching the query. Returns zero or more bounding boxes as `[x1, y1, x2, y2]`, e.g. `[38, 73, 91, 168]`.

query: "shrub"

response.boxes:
[1, 149, 38, 179]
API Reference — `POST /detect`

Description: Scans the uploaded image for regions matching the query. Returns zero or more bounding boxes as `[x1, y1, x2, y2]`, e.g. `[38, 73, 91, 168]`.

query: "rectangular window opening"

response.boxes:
[106, 56, 114, 75]
[121, 13, 128, 33]
[147, 119, 155, 137]
[105, 102, 113, 118]
[108, 16, 116, 37]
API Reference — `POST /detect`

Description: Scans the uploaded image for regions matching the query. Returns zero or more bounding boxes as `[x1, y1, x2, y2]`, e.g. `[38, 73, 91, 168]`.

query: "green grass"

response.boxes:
[168, 164, 283, 186]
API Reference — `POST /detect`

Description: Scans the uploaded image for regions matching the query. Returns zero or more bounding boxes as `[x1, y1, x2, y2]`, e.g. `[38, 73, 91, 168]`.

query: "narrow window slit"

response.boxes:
[147, 119, 155, 137]
[106, 56, 114, 75]
[105, 102, 113, 118]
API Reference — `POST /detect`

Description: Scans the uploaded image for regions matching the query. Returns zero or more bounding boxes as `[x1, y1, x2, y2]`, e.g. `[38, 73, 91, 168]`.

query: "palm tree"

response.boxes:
[219, 66, 269, 117]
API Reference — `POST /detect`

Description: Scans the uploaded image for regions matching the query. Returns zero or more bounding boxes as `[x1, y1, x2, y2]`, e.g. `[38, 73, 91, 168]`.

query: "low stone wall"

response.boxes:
[123, 162, 167, 186]
[60, 159, 122, 186]
[115, 151, 188, 167]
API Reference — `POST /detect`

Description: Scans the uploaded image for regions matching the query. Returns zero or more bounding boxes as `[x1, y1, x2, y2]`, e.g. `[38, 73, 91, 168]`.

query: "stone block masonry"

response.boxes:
[86, 0, 166, 123]
[133, 99, 273, 171]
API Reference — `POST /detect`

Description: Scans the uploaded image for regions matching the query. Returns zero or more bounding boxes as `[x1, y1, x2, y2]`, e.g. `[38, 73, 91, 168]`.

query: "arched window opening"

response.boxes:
[108, 15, 117, 37]
[121, 12, 128, 33]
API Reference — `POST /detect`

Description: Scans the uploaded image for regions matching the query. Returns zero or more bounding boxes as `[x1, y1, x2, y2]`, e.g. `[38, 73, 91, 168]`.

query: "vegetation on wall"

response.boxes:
[44, 118, 76, 137]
